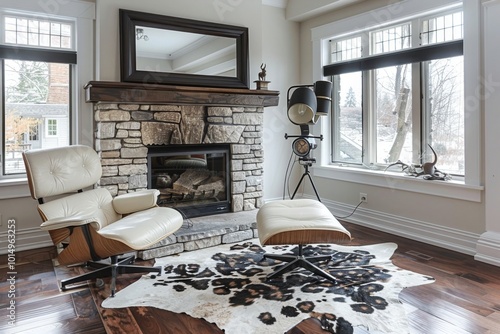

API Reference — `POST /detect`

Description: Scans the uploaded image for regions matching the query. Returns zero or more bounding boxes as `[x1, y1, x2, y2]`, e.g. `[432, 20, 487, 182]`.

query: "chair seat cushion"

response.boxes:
[257, 199, 351, 245]
[98, 207, 184, 250]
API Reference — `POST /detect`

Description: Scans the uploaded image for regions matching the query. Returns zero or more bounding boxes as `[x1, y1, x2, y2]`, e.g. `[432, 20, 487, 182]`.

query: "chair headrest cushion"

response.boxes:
[23, 145, 102, 199]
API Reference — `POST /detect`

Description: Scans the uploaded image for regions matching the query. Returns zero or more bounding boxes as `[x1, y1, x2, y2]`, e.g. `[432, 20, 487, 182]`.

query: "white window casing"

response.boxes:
[0, 0, 95, 198]
[311, 0, 482, 202]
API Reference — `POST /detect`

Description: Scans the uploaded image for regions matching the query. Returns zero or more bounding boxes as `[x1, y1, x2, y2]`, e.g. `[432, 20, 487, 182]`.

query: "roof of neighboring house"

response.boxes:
[6, 103, 69, 117]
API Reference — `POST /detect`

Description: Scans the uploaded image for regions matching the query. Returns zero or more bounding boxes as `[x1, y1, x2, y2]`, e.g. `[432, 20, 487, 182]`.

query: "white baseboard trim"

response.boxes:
[475, 231, 500, 266]
[301, 195, 481, 257]
[6, 198, 497, 266]
[0, 228, 53, 254]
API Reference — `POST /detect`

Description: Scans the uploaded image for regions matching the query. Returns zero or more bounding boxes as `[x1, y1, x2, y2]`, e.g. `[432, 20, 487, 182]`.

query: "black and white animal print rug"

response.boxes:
[102, 242, 434, 333]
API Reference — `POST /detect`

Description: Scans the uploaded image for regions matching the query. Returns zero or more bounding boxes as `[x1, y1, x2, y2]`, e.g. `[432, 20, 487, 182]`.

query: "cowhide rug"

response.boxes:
[102, 241, 434, 334]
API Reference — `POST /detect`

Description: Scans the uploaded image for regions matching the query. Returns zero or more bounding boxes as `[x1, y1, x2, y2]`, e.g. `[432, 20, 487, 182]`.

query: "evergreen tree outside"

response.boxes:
[5, 60, 49, 103]
[3, 60, 48, 171]
[344, 86, 357, 107]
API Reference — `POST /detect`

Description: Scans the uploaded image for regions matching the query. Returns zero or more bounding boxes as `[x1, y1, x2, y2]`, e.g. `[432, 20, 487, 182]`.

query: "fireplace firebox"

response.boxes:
[147, 144, 231, 218]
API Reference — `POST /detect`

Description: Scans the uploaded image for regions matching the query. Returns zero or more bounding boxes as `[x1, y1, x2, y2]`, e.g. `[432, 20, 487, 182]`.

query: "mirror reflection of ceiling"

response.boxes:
[135, 26, 236, 77]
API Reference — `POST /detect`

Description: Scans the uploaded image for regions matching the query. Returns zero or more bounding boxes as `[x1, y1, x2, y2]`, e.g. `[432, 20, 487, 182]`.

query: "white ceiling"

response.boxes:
[262, 0, 368, 22]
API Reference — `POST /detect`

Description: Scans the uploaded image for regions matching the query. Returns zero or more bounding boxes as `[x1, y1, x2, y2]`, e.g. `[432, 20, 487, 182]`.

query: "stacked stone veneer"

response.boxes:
[93, 102, 264, 213]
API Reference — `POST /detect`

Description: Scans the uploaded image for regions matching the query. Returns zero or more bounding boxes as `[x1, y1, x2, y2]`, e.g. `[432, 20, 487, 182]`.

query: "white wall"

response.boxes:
[261, 6, 301, 201]
[95, 0, 263, 81]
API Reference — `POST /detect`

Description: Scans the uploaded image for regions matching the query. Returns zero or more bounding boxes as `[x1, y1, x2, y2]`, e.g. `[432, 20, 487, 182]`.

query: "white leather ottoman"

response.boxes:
[257, 199, 351, 281]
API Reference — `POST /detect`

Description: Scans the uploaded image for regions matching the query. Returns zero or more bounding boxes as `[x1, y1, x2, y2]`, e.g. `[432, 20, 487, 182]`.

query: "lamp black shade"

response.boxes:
[288, 87, 317, 125]
[314, 80, 333, 116]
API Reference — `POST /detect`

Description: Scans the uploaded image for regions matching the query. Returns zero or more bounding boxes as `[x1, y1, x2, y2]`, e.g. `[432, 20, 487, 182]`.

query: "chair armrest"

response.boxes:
[112, 189, 160, 214]
[40, 215, 101, 231]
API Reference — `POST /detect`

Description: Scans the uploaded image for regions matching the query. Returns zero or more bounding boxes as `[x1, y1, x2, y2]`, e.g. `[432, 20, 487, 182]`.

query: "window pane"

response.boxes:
[40, 34, 50, 47]
[51, 22, 61, 35]
[421, 11, 463, 45]
[51, 35, 61, 48]
[3, 60, 70, 175]
[16, 31, 28, 44]
[375, 64, 413, 164]
[330, 36, 362, 63]
[28, 32, 39, 45]
[5, 17, 16, 31]
[47, 119, 58, 136]
[332, 72, 363, 163]
[28, 20, 39, 33]
[61, 24, 72, 36]
[371, 23, 411, 55]
[424, 56, 464, 175]
[5, 31, 17, 44]
[3, 16, 72, 49]
[39, 21, 50, 34]
[17, 19, 28, 32]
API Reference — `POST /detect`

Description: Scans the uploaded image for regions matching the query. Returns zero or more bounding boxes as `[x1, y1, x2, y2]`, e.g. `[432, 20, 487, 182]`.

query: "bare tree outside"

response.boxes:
[333, 13, 464, 176]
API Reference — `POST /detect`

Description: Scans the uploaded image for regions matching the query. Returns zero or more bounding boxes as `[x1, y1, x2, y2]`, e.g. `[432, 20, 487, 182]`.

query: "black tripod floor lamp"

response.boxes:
[285, 80, 333, 202]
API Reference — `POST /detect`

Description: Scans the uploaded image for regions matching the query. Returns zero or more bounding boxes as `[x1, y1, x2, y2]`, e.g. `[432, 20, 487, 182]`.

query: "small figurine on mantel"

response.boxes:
[254, 63, 270, 90]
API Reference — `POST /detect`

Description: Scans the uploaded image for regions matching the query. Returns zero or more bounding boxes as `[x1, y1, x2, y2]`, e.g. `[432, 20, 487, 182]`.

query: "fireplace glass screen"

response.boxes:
[147, 144, 230, 218]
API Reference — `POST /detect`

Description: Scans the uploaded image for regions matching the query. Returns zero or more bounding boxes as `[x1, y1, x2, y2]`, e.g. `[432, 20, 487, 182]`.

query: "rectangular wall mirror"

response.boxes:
[119, 9, 249, 88]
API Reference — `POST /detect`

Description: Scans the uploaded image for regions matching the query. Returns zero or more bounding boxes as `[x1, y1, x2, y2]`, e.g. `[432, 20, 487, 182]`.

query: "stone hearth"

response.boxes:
[136, 210, 258, 260]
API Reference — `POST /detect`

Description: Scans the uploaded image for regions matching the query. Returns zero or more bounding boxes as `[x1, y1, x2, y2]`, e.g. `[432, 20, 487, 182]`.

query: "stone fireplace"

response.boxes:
[85, 81, 280, 216]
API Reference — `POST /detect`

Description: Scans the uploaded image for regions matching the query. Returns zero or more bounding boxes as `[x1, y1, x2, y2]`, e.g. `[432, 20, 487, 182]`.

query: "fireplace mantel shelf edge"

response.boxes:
[85, 81, 280, 107]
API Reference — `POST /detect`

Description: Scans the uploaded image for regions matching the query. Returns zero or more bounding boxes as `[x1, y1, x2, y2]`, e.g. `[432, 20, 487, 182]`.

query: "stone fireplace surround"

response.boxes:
[85, 81, 279, 259]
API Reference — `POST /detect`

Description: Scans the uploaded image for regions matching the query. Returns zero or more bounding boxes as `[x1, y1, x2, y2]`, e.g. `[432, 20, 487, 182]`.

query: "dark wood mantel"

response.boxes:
[85, 81, 280, 107]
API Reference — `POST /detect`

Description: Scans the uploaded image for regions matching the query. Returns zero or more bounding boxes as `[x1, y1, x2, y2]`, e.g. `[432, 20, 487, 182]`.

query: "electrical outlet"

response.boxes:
[360, 193, 368, 203]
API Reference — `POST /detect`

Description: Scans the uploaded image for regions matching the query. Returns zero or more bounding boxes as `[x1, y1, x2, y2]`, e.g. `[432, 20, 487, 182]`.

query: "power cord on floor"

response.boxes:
[334, 200, 364, 220]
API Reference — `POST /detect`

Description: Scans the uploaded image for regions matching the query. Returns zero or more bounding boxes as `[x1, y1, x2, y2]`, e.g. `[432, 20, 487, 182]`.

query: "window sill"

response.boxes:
[0, 177, 31, 199]
[313, 164, 483, 202]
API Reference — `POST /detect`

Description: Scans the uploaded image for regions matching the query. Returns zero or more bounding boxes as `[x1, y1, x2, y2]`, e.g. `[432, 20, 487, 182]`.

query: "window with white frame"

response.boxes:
[4, 15, 72, 49]
[46, 119, 58, 136]
[325, 8, 464, 177]
[0, 14, 75, 177]
[330, 36, 362, 62]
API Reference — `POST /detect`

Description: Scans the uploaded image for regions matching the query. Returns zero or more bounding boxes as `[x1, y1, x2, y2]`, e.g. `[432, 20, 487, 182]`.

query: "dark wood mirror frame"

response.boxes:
[119, 9, 249, 88]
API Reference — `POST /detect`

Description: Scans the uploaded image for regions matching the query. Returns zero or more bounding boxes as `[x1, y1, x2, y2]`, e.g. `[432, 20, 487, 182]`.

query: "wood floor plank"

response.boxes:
[0, 294, 77, 333]
[401, 286, 499, 334]
[130, 307, 223, 334]
[3, 222, 500, 333]
[406, 308, 473, 334]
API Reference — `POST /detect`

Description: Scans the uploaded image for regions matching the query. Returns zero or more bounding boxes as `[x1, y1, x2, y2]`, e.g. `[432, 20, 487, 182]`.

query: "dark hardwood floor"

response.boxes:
[2, 221, 500, 334]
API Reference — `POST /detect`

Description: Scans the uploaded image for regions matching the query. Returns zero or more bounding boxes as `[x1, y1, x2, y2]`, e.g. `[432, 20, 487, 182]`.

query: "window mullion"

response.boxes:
[413, 17, 422, 48]
[412, 62, 422, 164]
[411, 18, 422, 165]
[364, 69, 376, 166]
[362, 33, 373, 166]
